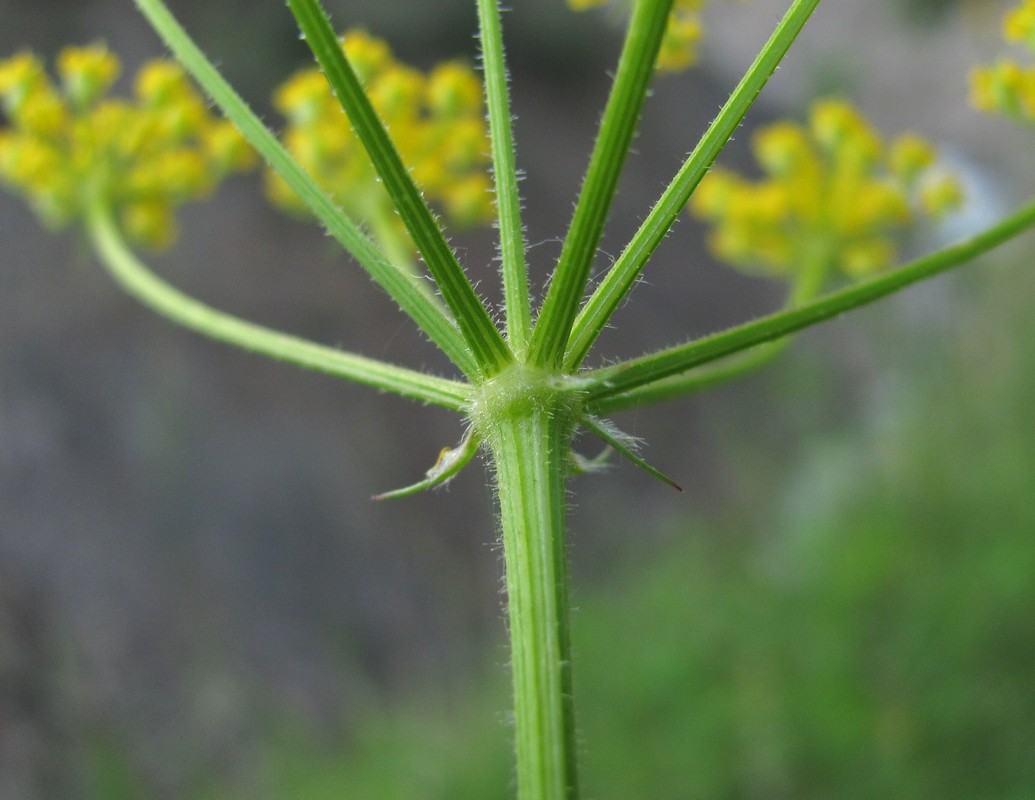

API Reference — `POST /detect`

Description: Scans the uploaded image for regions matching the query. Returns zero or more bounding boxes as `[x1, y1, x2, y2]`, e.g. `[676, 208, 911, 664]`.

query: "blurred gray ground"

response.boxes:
[0, 0, 1027, 795]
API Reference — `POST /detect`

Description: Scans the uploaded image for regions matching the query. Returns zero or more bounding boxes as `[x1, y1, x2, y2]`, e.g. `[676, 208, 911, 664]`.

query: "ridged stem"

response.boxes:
[487, 402, 579, 800]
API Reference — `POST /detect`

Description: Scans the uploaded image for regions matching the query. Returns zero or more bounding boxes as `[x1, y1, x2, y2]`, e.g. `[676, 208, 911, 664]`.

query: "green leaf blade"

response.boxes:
[373, 430, 481, 500]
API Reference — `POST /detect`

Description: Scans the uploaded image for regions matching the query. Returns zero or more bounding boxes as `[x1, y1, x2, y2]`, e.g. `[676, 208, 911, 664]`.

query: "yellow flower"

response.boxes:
[921, 175, 965, 216]
[268, 29, 494, 250]
[273, 70, 338, 125]
[427, 61, 484, 117]
[202, 119, 258, 173]
[971, 1, 1035, 123]
[57, 44, 119, 107]
[889, 134, 935, 183]
[1004, 0, 1035, 50]
[689, 98, 961, 283]
[120, 199, 177, 249]
[0, 45, 254, 248]
[442, 172, 493, 226]
[656, 10, 703, 73]
[367, 65, 425, 122]
[0, 52, 46, 113]
[341, 29, 392, 83]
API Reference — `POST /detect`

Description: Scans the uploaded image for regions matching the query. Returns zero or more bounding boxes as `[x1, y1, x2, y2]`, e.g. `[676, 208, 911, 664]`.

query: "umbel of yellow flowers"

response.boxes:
[690, 99, 962, 283]
[971, 0, 1035, 123]
[267, 29, 494, 248]
[0, 33, 493, 255]
[0, 45, 254, 248]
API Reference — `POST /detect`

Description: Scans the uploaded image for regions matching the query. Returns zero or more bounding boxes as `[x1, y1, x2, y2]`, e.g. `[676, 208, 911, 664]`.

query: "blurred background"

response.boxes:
[2, 0, 1034, 797]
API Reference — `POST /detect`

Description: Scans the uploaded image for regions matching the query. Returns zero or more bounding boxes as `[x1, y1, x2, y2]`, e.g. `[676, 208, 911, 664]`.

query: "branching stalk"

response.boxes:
[565, 0, 823, 369]
[587, 196, 1035, 406]
[87, 204, 470, 411]
[595, 339, 789, 411]
[593, 248, 830, 409]
[132, 0, 481, 378]
[477, 0, 533, 354]
[287, 0, 513, 377]
[528, 0, 676, 369]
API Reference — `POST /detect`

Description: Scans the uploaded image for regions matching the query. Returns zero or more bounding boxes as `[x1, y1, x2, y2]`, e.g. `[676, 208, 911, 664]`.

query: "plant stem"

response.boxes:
[564, 0, 822, 369]
[87, 204, 470, 411]
[528, 0, 675, 370]
[132, 0, 481, 379]
[594, 339, 787, 410]
[477, 0, 532, 355]
[586, 194, 1035, 406]
[487, 401, 579, 800]
[287, 0, 513, 377]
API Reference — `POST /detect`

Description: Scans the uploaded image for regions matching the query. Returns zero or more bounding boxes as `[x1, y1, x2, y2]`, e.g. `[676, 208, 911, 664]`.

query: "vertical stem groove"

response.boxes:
[491, 409, 578, 799]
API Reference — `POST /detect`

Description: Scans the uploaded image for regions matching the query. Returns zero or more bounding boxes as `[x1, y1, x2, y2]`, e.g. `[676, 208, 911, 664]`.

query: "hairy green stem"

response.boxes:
[484, 395, 579, 799]
[477, 0, 533, 354]
[584, 257, 825, 416]
[565, 0, 822, 369]
[587, 240, 832, 410]
[595, 338, 788, 411]
[287, 0, 512, 377]
[132, 0, 480, 378]
[87, 204, 470, 411]
[528, 0, 675, 369]
[588, 195, 1035, 406]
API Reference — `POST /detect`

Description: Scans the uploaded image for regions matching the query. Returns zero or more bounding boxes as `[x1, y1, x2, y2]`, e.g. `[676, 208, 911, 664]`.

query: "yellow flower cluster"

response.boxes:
[690, 99, 962, 281]
[971, 0, 1035, 123]
[268, 30, 493, 244]
[567, 0, 706, 73]
[0, 45, 254, 248]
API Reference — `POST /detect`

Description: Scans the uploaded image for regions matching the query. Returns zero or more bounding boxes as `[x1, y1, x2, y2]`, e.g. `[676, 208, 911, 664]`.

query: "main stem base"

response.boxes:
[489, 406, 579, 800]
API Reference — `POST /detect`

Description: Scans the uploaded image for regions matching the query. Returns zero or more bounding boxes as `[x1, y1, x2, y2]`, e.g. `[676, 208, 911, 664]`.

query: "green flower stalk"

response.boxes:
[4, 0, 1035, 798]
[268, 30, 494, 256]
[568, 0, 714, 72]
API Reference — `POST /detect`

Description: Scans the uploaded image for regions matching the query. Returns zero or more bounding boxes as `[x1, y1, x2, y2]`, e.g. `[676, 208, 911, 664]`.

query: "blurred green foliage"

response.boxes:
[894, 0, 966, 26]
[82, 737, 148, 800]
[84, 258, 1035, 798]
